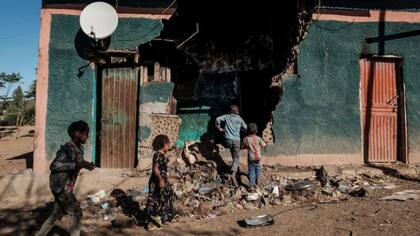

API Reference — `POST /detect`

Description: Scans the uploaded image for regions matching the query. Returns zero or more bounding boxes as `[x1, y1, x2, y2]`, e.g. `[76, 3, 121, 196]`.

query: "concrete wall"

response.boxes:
[35, 8, 167, 171]
[271, 10, 420, 164]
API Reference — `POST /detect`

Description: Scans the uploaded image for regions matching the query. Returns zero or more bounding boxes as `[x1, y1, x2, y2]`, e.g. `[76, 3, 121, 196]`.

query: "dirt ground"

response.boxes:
[0, 127, 419, 235]
[0, 126, 34, 175]
[0, 177, 419, 236]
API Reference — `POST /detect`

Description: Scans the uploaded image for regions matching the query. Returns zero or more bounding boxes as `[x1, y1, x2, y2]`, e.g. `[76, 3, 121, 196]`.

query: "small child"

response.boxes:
[146, 135, 176, 231]
[242, 123, 267, 192]
[36, 121, 95, 236]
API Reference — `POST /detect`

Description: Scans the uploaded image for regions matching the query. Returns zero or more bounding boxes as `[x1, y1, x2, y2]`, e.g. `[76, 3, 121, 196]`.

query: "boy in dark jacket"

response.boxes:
[36, 121, 95, 236]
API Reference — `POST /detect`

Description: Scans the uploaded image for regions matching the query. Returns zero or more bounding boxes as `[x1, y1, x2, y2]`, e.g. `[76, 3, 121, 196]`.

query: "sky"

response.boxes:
[0, 0, 41, 95]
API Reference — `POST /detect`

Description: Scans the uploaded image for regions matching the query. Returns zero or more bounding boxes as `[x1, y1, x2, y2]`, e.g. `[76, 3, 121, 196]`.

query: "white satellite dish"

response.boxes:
[80, 2, 118, 40]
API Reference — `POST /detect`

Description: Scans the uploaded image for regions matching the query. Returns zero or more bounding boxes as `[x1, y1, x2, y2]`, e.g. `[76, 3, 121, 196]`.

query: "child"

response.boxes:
[146, 135, 176, 230]
[36, 121, 95, 236]
[242, 123, 267, 192]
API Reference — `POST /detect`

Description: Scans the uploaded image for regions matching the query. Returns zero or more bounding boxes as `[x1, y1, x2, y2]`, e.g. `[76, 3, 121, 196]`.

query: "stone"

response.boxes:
[282, 194, 293, 204]
[380, 190, 420, 201]
[317, 165, 343, 186]
[243, 201, 257, 210]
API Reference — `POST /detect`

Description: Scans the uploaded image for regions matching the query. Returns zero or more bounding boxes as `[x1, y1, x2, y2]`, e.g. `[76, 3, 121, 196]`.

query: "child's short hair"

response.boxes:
[248, 123, 258, 134]
[152, 134, 170, 151]
[67, 120, 89, 138]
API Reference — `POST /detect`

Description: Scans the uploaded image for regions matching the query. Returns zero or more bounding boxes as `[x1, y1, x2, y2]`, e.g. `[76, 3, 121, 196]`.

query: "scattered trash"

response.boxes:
[198, 179, 222, 195]
[244, 215, 274, 227]
[349, 187, 368, 197]
[101, 202, 110, 209]
[272, 186, 280, 197]
[380, 190, 420, 201]
[87, 190, 107, 204]
[286, 180, 315, 193]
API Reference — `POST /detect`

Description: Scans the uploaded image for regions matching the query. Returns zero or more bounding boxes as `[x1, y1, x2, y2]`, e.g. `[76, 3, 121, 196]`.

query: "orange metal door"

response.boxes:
[360, 58, 399, 163]
[100, 68, 138, 168]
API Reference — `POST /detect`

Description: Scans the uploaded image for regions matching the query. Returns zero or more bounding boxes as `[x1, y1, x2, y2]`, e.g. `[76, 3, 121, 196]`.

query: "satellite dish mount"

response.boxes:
[80, 2, 118, 51]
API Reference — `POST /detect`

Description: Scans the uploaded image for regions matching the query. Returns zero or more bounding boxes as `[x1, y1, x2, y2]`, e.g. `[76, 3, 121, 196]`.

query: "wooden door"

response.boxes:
[360, 58, 400, 163]
[100, 68, 138, 168]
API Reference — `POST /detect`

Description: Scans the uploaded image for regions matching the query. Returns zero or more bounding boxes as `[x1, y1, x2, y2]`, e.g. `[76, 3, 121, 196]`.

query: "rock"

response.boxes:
[236, 203, 244, 209]
[317, 165, 342, 185]
[380, 190, 420, 201]
[349, 187, 368, 197]
[282, 194, 293, 204]
[243, 201, 257, 210]
[175, 190, 183, 199]
[246, 193, 260, 202]
[337, 181, 350, 193]
[383, 184, 397, 190]
[216, 207, 229, 216]
[199, 202, 210, 215]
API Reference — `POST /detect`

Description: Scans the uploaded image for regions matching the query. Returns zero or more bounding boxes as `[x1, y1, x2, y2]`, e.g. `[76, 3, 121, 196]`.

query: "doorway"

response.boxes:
[360, 56, 406, 163]
[97, 67, 139, 168]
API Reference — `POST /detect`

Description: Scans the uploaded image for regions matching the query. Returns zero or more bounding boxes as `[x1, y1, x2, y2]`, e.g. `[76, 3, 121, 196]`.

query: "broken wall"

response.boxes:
[269, 17, 420, 161]
[161, 0, 300, 146]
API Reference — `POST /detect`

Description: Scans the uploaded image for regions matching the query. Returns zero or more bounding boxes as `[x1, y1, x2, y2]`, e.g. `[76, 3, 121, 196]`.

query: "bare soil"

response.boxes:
[0, 126, 419, 235]
[0, 126, 34, 175]
[0, 175, 418, 235]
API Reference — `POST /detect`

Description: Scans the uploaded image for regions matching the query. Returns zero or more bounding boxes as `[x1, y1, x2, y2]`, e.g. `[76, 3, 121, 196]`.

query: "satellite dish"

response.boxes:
[80, 2, 118, 40]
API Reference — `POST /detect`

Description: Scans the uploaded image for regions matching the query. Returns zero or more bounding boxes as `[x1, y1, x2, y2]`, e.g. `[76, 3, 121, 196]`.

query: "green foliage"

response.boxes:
[0, 72, 22, 111]
[1, 79, 36, 126]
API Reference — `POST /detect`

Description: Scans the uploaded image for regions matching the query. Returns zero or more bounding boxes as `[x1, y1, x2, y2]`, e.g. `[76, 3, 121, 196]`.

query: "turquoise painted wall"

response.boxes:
[46, 14, 162, 161]
[175, 73, 238, 147]
[138, 82, 174, 142]
[271, 19, 420, 155]
[139, 83, 174, 104]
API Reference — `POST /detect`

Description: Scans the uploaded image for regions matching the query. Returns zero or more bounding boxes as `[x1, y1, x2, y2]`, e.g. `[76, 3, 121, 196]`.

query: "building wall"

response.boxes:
[35, 8, 166, 171]
[271, 10, 420, 163]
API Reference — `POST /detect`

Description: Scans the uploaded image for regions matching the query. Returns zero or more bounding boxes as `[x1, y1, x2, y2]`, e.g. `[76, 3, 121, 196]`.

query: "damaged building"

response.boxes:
[34, 0, 420, 172]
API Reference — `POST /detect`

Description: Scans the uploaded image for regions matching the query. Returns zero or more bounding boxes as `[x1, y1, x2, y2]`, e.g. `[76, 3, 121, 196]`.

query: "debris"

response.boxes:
[317, 165, 342, 186]
[349, 187, 368, 197]
[243, 215, 274, 227]
[87, 190, 107, 204]
[246, 193, 260, 202]
[243, 201, 257, 210]
[286, 180, 315, 192]
[337, 181, 350, 193]
[272, 186, 280, 197]
[198, 178, 222, 195]
[101, 202, 110, 209]
[383, 184, 397, 190]
[380, 190, 420, 201]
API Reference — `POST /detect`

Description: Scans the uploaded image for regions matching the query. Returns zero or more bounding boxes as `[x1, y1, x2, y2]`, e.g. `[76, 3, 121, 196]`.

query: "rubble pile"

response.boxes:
[82, 143, 402, 226]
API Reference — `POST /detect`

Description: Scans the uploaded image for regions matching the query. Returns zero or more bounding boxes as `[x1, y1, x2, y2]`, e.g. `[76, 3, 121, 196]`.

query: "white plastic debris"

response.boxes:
[87, 189, 106, 204]
[272, 186, 280, 197]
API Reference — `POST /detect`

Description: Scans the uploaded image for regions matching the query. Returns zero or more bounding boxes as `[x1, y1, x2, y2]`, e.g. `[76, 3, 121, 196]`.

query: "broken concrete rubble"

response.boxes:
[79, 149, 405, 227]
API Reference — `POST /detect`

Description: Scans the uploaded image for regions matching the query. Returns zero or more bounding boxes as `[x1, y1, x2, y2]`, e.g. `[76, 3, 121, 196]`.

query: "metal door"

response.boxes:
[100, 68, 138, 168]
[360, 58, 399, 163]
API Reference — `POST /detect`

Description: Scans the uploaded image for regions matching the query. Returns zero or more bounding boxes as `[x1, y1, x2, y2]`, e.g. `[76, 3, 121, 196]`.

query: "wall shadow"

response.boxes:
[6, 152, 34, 169]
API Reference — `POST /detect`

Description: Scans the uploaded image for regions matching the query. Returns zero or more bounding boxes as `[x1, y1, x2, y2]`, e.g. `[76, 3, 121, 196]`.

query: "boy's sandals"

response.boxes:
[147, 216, 163, 231]
[147, 223, 162, 231]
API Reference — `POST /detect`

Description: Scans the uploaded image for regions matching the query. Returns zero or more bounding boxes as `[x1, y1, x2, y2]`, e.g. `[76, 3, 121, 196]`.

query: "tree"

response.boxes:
[0, 72, 22, 121]
[25, 79, 36, 99]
